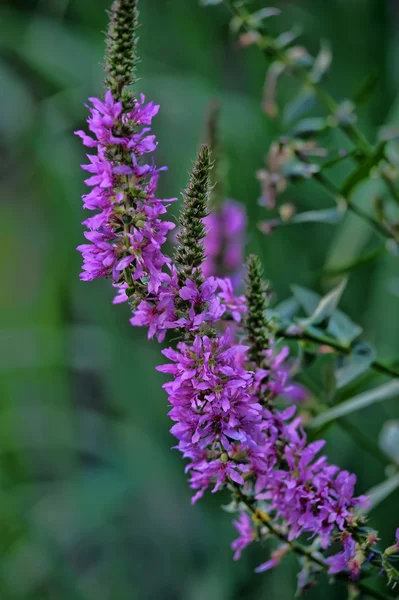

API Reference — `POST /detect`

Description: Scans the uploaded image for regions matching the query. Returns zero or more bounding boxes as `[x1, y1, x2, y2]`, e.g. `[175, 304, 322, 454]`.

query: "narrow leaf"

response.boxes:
[379, 420, 399, 464]
[291, 285, 362, 344]
[327, 310, 362, 345]
[322, 247, 387, 277]
[352, 70, 379, 106]
[273, 297, 300, 320]
[291, 285, 319, 316]
[300, 279, 347, 328]
[309, 380, 399, 429]
[283, 89, 316, 124]
[311, 41, 332, 83]
[252, 7, 281, 22]
[335, 343, 376, 388]
[341, 142, 386, 197]
[259, 208, 344, 232]
[291, 117, 328, 138]
[359, 471, 399, 515]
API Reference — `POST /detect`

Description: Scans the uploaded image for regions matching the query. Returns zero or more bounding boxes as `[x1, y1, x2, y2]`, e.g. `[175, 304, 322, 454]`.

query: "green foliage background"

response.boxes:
[0, 0, 398, 598]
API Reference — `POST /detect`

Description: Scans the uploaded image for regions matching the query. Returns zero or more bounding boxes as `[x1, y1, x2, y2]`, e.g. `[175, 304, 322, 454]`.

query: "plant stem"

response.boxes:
[222, 0, 399, 246]
[222, 0, 373, 156]
[381, 170, 399, 208]
[235, 489, 390, 600]
[276, 325, 399, 379]
[315, 172, 397, 242]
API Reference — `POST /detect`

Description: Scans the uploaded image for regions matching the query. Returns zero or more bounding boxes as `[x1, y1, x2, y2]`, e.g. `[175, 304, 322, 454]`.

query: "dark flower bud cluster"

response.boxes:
[105, 0, 139, 99]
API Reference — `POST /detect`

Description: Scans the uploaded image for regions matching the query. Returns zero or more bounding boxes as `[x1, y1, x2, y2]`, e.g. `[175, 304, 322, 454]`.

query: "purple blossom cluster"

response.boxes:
[158, 326, 367, 562]
[76, 90, 370, 583]
[203, 199, 247, 286]
[75, 3, 399, 592]
[75, 91, 175, 293]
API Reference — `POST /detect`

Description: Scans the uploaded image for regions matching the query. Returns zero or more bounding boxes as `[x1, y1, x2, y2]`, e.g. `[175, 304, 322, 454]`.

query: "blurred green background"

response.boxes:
[0, 0, 398, 598]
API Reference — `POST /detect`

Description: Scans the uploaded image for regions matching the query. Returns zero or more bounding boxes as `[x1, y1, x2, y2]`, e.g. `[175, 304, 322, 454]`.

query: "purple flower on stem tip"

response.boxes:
[76, 90, 176, 295]
[326, 535, 362, 579]
[255, 544, 290, 573]
[231, 512, 255, 560]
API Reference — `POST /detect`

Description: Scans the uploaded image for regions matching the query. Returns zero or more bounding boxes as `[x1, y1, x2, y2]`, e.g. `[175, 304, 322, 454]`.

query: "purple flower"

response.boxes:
[76, 91, 176, 296]
[156, 331, 263, 500]
[231, 512, 255, 560]
[255, 544, 290, 573]
[216, 278, 247, 323]
[203, 199, 247, 285]
[326, 535, 361, 579]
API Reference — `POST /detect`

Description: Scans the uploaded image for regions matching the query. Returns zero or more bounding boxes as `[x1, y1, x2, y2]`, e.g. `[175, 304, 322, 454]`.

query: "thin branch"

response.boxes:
[275, 325, 399, 379]
[235, 489, 390, 600]
[222, 0, 399, 245]
[222, 0, 374, 156]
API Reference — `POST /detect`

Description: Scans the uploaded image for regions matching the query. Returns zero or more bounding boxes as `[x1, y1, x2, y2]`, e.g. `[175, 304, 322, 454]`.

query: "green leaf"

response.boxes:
[378, 126, 399, 142]
[310, 41, 332, 83]
[379, 420, 399, 465]
[291, 208, 343, 225]
[341, 142, 386, 197]
[300, 279, 347, 328]
[352, 70, 379, 106]
[273, 297, 300, 320]
[251, 8, 281, 22]
[309, 380, 399, 429]
[291, 285, 319, 316]
[292, 284, 362, 345]
[291, 117, 328, 138]
[283, 89, 316, 124]
[327, 309, 362, 345]
[359, 471, 399, 515]
[322, 247, 387, 277]
[335, 343, 376, 388]
[259, 208, 344, 232]
[382, 559, 399, 588]
[275, 27, 302, 50]
[283, 160, 320, 180]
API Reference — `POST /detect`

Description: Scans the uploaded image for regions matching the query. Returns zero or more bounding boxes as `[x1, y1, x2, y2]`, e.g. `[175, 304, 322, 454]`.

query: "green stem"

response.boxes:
[222, 0, 374, 156]
[381, 169, 399, 208]
[222, 0, 399, 246]
[316, 170, 396, 244]
[276, 325, 399, 379]
[236, 490, 390, 600]
[317, 167, 399, 244]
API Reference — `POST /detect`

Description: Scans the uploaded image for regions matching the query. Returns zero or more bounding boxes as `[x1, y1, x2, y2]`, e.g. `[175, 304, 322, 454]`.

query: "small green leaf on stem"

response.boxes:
[335, 343, 376, 388]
